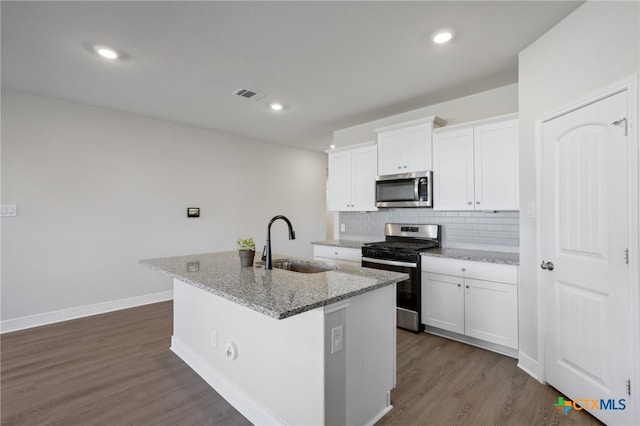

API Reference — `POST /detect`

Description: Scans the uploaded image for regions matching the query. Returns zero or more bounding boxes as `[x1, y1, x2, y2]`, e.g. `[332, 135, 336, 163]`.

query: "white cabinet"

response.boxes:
[433, 114, 519, 211]
[375, 116, 445, 175]
[421, 256, 518, 351]
[313, 245, 361, 267]
[327, 143, 377, 212]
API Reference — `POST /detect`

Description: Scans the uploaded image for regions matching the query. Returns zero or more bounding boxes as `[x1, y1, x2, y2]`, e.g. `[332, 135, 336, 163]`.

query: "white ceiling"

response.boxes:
[1, 1, 582, 152]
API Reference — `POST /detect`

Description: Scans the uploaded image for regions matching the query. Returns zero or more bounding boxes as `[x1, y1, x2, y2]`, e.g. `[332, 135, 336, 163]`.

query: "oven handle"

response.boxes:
[362, 257, 417, 268]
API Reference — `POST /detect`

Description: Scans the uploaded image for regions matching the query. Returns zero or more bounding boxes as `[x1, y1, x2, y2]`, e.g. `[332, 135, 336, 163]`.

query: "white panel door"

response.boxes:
[433, 128, 474, 210]
[474, 119, 519, 210]
[422, 272, 464, 334]
[542, 90, 631, 425]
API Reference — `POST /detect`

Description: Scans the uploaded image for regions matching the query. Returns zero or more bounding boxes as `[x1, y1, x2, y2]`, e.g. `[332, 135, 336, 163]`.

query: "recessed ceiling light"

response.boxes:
[432, 30, 454, 44]
[270, 103, 283, 111]
[329, 144, 336, 149]
[94, 45, 119, 60]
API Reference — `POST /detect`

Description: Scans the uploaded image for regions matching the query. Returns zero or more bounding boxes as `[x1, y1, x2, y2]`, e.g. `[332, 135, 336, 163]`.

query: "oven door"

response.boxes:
[362, 257, 422, 332]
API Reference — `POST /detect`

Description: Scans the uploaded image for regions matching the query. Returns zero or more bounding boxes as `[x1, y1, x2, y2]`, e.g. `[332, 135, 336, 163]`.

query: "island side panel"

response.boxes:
[323, 302, 348, 425]
[171, 279, 326, 426]
[345, 283, 396, 426]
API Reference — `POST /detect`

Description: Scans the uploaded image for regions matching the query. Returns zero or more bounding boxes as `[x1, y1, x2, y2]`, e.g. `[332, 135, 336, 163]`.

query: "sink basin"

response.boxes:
[257, 259, 336, 274]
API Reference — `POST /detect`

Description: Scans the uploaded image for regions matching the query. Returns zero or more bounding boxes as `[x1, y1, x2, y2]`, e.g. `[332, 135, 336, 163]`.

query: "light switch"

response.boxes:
[210, 329, 218, 348]
[526, 202, 535, 219]
[1, 205, 16, 217]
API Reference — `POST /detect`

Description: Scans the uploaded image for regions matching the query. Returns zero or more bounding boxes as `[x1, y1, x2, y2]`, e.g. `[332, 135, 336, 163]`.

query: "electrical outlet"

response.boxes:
[226, 341, 238, 360]
[331, 325, 343, 354]
[340, 223, 346, 232]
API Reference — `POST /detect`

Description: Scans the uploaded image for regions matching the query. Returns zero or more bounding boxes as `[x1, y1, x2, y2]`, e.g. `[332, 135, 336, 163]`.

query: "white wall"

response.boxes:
[332, 84, 518, 147]
[518, 1, 639, 377]
[1, 89, 327, 325]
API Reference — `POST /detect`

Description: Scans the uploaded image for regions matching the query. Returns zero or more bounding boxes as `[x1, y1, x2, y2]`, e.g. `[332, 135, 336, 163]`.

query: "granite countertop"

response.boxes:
[140, 251, 407, 320]
[311, 239, 370, 249]
[312, 240, 518, 265]
[421, 248, 519, 265]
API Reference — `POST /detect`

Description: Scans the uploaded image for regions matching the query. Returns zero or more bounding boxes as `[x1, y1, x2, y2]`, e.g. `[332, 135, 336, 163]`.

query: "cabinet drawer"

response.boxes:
[313, 245, 362, 263]
[421, 256, 517, 284]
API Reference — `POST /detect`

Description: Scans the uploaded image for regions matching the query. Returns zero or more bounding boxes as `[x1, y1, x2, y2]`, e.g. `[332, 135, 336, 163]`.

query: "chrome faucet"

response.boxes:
[263, 215, 296, 269]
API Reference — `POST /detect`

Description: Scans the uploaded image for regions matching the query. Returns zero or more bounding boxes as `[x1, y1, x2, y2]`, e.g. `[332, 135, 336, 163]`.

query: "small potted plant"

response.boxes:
[237, 237, 256, 267]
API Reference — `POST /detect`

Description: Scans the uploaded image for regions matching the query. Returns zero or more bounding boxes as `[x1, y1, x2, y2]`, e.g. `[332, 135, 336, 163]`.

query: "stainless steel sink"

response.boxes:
[256, 259, 336, 274]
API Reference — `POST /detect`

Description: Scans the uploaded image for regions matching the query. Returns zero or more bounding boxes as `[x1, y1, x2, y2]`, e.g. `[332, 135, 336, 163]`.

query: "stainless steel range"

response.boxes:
[362, 223, 440, 333]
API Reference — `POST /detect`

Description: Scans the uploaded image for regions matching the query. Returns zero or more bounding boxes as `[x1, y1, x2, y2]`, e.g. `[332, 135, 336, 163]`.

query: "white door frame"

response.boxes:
[534, 75, 639, 423]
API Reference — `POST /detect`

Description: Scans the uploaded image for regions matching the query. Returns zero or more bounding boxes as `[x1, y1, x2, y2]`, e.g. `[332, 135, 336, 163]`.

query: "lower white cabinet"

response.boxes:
[313, 245, 361, 267]
[421, 256, 518, 351]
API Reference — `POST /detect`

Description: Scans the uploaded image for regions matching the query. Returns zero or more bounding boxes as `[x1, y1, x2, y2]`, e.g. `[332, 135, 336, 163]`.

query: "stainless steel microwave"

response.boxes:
[375, 171, 433, 208]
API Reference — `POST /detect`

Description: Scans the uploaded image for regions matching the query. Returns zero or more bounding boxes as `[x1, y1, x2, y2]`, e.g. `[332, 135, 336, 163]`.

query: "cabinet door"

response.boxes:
[350, 145, 378, 211]
[473, 119, 519, 210]
[433, 128, 475, 210]
[377, 131, 406, 175]
[422, 272, 464, 333]
[327, 150, 352, 211]
[404, 124, 431, 172]
[464, 278, 518, 349]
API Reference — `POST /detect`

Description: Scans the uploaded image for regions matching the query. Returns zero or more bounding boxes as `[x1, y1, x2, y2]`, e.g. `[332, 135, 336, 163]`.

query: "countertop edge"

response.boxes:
[311, 241, 519, 265]
[311, 240, 370, 249]
[420, 249, 519, 265]
[139, 256, 407, 320]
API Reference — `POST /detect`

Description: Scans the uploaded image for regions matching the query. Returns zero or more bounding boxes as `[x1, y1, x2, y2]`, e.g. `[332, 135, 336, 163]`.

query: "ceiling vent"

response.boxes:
[233, 88, 265, 101]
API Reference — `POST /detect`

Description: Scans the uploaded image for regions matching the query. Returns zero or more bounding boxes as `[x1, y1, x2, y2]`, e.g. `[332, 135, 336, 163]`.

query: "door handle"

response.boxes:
[540, 261, 555, 271]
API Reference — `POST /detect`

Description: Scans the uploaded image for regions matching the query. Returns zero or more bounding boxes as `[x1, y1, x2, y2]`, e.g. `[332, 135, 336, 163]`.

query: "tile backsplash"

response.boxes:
[338, 209, 519, 253]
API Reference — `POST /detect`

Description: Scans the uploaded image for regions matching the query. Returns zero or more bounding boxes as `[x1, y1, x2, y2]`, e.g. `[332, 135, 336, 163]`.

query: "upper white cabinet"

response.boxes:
[433, 114, 519, 211]
[327, 142, 378, 212]
[375, 116, 445, 176]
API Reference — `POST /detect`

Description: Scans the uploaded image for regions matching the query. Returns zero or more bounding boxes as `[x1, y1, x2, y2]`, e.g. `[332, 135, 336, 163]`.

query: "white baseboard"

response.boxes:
[424, 326, 518, 358]
[171, 336, 285, 426]
[364, 405, 393, 426]
[0, 290, 173, 334]
[517, 351, 544, 384]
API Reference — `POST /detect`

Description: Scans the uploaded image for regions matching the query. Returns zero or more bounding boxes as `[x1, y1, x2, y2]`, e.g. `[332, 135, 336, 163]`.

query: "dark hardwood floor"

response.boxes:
[1, 301, 601, 425]
[379, 329, 601, 426]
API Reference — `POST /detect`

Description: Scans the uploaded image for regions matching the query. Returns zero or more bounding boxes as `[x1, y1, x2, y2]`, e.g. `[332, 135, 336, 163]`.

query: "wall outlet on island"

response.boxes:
[331, 325, 343, 354]
[340, 223, 345, 232]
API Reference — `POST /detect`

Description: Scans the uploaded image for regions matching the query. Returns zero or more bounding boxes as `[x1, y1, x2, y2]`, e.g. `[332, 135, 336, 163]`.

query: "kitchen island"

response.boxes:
[140, 251, 407, 426]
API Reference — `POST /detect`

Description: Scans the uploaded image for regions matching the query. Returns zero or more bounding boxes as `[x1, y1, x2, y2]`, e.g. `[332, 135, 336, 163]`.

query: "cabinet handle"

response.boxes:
[476, 201, 480, 205]
[468, 201, 472, 205]
[403, 165, 407, 168]
[465, 285, 470, 289]
[461, 267, 465, 272]
[457, 284, 462, 288]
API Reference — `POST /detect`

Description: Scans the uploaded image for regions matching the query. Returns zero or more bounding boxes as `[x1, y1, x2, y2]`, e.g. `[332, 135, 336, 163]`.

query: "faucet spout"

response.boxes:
[264, 215, 296, 270]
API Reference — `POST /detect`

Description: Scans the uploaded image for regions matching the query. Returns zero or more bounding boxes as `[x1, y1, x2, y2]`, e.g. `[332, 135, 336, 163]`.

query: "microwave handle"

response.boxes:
[414, 179, 420, 200]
